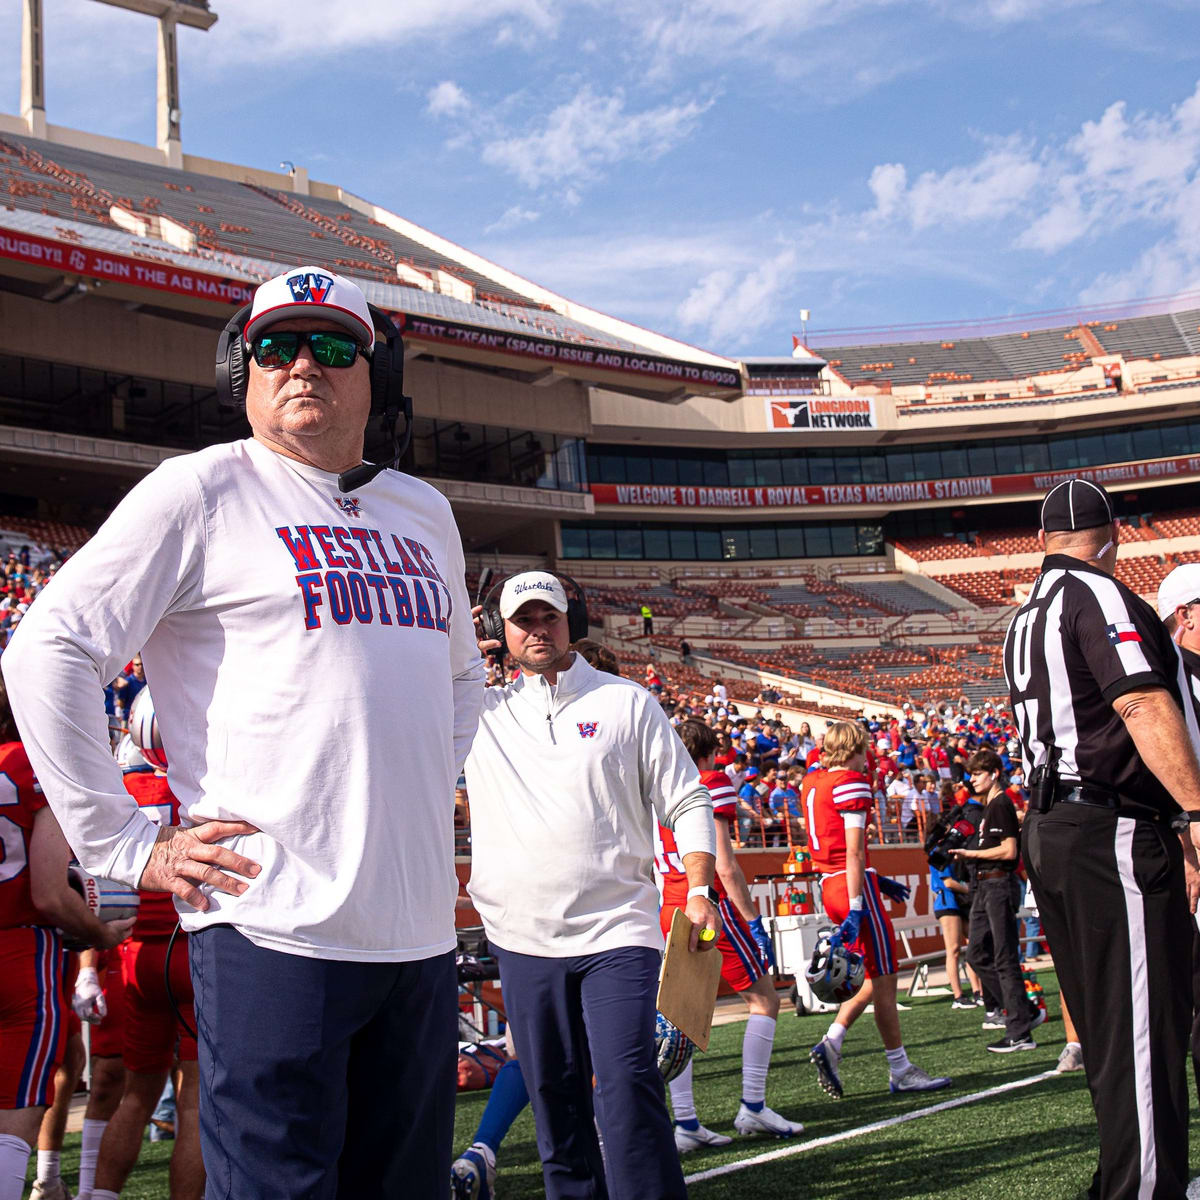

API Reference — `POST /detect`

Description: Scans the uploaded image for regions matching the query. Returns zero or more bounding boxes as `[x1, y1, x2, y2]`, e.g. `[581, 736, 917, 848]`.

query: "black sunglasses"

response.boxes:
[250, 330, 371, 370]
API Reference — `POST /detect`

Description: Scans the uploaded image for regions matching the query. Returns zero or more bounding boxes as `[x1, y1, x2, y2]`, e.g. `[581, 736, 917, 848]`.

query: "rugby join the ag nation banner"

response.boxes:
[765, 397, 877, 430]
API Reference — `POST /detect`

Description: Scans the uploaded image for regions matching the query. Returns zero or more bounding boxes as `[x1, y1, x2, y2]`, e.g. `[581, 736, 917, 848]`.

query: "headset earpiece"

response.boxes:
[366, 303, 406, 417]
[214, 303, 252, 409]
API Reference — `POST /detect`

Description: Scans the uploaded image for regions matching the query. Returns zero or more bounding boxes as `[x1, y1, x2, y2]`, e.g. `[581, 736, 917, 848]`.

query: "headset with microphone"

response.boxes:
[475, 570, 591, 645]
[214, 300, 413, 494]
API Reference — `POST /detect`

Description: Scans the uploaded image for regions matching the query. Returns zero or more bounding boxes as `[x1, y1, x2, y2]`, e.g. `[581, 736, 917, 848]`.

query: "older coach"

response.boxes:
[466, 571, 718, 1200]
[3, 267, 484, 1199]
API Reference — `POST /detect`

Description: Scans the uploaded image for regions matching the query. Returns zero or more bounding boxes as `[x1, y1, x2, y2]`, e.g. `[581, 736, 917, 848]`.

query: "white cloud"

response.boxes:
[426, 81, 470, 118]
[869, 136, 1044, 230]
[676, 249, 799, 349]
[481, 86, 712, 189]
[483, 205, 542, 233]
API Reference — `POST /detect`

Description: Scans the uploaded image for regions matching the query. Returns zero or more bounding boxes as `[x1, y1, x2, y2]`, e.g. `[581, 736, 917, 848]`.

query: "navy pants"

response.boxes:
[493, 943, 686, 1200]
[188, 926, 457, 1200]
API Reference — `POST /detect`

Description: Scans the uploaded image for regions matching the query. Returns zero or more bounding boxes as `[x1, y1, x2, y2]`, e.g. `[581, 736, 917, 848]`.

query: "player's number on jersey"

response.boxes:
[0, 773, 26, 884]
[804, 785, 819, 852]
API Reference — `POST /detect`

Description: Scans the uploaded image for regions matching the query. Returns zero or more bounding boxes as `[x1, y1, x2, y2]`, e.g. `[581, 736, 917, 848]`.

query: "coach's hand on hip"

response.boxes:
[139, 820, 261, 911]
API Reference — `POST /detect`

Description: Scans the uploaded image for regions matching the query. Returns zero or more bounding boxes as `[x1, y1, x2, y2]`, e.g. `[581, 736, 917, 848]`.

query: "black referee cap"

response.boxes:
[1039, 478, 1114, 532]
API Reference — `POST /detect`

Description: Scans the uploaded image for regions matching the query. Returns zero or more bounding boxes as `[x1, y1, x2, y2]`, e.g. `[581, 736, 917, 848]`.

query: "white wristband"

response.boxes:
[686, 885, 714, 901]
[848, 895, 864, 911]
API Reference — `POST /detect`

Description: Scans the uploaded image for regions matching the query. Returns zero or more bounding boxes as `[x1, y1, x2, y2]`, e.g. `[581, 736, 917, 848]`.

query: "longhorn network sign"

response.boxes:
[765, 397, 877, 430]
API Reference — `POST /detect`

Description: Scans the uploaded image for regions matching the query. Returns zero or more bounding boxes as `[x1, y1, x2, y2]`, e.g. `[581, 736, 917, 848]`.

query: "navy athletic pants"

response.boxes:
[493, 943, 686, 1200]
[188, 925, 457, 1200]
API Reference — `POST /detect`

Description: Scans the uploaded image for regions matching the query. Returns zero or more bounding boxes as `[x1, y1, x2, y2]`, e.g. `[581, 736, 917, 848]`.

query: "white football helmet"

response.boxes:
[805, 929, 866, 1005]
[128, 687, 167, 770]
[64, 864, 140, 948]
[655, 1012, 694, 1082]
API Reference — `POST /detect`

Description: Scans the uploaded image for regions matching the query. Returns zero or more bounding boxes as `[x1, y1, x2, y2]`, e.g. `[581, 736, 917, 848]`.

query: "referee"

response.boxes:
[1004, 478, 1200, 1200]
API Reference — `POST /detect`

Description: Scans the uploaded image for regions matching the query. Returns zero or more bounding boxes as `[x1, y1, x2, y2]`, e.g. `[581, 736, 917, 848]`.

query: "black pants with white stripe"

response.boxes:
[1024, 806, 1190, 1200]
[966, 874, 1034, 1041]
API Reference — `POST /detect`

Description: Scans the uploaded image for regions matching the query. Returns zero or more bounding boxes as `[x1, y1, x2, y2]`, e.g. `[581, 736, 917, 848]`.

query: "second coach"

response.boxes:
[466, 571, 718, 1200]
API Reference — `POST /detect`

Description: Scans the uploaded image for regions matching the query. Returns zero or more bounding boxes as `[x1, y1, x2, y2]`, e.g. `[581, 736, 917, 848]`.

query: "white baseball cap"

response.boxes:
[499, 571, 568, 619]
[1156, 563, 1200, 619]
[244, 266, 375, 347]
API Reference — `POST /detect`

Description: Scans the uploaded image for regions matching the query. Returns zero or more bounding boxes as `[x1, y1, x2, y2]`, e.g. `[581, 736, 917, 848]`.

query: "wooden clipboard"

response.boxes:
[656, 908, 722, 1051]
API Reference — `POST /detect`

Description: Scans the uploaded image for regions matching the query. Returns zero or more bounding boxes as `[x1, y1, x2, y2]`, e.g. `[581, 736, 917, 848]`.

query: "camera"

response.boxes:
[927, 827, 969, 871]
[924, 803, 981, 871]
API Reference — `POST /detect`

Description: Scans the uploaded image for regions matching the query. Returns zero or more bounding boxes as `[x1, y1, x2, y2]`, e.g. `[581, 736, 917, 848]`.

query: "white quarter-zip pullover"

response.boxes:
[465, 654, 714, 957]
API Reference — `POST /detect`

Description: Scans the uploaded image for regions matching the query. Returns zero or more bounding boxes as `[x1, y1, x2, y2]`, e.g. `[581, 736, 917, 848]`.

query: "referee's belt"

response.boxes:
[1052, 784, 1161, 821]
[975, 867, 1015, 880]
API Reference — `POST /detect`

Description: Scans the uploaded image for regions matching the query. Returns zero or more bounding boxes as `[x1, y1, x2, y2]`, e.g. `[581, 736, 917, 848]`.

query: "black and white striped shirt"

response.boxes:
[1003, 553, 1195, 814]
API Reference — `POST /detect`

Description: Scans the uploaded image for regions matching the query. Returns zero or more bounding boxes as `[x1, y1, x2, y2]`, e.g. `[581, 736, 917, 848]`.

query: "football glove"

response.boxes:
[877, 875, 910, 903]
[747, 915, 776, 970]
[72, 966, 107, 1025]
[837, 909, 863, 946]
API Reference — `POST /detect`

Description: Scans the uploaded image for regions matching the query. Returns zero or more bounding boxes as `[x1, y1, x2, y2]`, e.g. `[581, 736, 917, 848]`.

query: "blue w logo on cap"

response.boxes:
[286, 272, 334, 304]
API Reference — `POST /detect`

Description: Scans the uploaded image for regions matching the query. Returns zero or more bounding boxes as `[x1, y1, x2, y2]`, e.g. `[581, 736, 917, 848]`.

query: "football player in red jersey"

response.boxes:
[0, 678, 133, 1200]
[658, 719, 804, 1149]
[94, 697, 203, 1200]
[805, 721, 952, 1100]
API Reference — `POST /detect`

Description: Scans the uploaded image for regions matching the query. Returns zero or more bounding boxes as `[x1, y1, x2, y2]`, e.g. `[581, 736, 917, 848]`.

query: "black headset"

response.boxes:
[214, 300, 413, 494]
[475, 568, 590, 645]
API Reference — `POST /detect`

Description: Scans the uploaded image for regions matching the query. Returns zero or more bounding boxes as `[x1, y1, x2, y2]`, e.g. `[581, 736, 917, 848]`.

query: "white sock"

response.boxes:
[741, 1014, 776, 1105]
[78, 1117, 109, 1199]
[92, 1191, 121, 1200]
[0, 1134, 33, 1200]
[36, 1149, 60, 1182]
[668, 1060, 697, 1123]
[885, 1045, 911, 1075]
[825, 1021, 847, 1054]
[1065, 1041, 1081, 1051]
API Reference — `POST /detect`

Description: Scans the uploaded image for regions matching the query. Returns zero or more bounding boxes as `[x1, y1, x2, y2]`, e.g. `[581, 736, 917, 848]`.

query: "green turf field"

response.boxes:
[29, 971, 1199, 1198]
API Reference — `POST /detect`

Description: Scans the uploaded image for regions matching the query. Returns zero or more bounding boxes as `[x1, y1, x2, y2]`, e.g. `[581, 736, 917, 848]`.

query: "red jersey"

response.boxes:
[656, 769, 738, 909]
[805, 746, 822, 770]
[803, 767, 874, 874]
[0, 741, 50, 929]
[122, 771, 180, 939]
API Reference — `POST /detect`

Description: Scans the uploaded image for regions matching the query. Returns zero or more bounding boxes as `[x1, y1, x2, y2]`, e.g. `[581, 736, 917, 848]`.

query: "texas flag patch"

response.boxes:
[577, 722, 599, 739]
[1106, 621, 1142, 645]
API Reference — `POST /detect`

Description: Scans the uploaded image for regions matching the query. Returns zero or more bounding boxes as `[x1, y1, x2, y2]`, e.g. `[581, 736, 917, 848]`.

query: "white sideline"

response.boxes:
[684, 1070, 1056, 1184]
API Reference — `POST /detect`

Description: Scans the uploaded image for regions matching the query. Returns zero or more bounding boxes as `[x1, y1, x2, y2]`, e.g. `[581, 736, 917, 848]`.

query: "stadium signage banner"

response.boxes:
[591, 453, 1200, 509]
[764, 396, 878, 430]
[0, 227, 254, 305]
[396, 314, 741, 389]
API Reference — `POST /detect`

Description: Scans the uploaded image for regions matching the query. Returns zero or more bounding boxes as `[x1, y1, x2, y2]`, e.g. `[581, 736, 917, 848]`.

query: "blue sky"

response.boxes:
[2, 0, 1200, 356]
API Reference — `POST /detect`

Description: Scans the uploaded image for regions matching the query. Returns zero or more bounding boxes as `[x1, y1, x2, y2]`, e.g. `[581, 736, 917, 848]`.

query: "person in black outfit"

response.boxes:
[1005, 478, 1200, 1200]
[948, 748, 1040, 1051]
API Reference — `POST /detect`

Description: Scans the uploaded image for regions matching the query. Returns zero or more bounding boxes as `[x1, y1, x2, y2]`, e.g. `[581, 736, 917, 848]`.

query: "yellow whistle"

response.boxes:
[699, 928, 717, 942]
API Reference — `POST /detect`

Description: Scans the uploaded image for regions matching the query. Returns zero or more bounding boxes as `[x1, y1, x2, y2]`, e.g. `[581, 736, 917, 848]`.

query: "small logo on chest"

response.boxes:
[577, 722, 599, 739]
[332, 495, 362, 518]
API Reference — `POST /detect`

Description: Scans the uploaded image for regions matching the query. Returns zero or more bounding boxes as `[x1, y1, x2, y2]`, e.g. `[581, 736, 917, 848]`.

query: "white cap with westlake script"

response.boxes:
[499, 571, 569, 619]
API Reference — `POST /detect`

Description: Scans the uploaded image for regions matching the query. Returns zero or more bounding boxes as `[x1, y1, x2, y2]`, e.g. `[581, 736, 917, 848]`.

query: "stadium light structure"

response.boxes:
[17, 1, 218, 165]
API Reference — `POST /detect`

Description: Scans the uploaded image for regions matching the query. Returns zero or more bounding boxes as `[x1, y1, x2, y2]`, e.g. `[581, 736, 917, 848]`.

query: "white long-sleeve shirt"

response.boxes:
[3, 437, 484, 961]
[465, 654, 714, 957]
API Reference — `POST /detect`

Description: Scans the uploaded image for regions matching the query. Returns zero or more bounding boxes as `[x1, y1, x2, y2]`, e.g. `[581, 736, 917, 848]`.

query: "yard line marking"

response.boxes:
[685, 1070, 1056, 1184]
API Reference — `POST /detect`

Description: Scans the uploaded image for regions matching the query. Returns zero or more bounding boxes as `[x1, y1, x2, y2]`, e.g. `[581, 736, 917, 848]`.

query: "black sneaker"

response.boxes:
[987, 1035, 1036, 1053]
[950, 996, 976, 1010]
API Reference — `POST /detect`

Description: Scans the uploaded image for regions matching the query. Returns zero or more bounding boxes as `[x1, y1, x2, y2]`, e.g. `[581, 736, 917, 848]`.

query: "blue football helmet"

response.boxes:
[655, 1012, 694, 1082]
